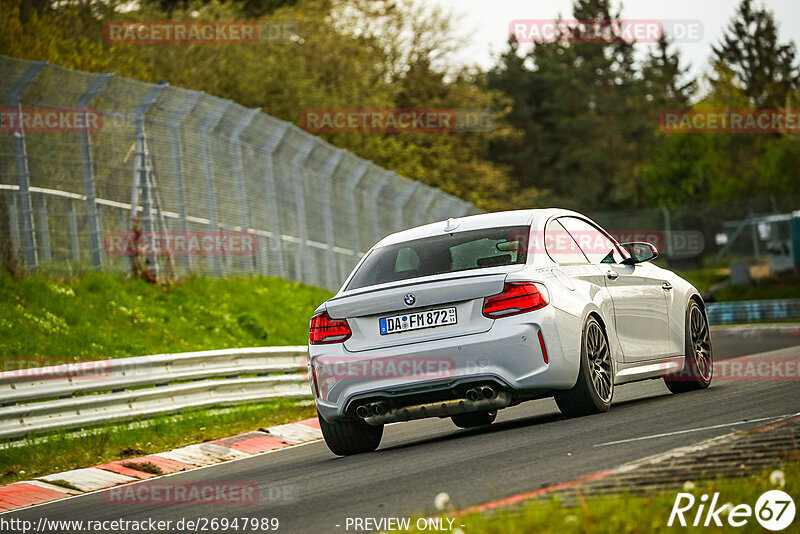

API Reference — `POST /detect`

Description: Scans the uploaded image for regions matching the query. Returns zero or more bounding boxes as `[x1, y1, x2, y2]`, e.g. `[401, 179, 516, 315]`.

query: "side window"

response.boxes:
[545, 219, 589, 264]
[558, 217, 625, 265]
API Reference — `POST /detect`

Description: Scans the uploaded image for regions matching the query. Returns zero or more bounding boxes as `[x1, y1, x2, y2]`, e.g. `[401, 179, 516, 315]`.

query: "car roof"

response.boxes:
[374, 208, 587, 248]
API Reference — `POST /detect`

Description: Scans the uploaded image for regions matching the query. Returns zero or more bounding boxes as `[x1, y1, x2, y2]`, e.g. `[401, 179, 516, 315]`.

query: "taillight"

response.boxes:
[482, 282, 548, 318]
[309, 311, 352, 345]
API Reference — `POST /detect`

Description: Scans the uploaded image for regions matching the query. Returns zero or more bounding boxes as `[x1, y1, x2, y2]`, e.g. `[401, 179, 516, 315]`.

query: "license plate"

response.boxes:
[379, 307, 457, 335]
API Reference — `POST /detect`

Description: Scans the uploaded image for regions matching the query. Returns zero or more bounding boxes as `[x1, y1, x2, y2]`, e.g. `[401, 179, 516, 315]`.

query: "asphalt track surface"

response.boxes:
[6, 327, 800, 533]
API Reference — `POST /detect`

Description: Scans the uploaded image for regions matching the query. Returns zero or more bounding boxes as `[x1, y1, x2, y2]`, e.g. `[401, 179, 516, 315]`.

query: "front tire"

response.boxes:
[555, 316, 614, 417]
[317, 411, 383, 456]
[664, 300, 713, 393]
[451, 410, 497, 428]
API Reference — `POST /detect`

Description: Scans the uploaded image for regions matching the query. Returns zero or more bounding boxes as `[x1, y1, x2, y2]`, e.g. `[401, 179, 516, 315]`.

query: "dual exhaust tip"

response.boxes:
[356, 402, 387, 418]
[466, 385, 497, 402]
[356, 386, 499, 418]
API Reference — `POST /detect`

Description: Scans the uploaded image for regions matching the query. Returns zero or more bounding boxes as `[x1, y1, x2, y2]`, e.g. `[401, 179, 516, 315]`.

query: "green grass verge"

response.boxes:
[676, 267, 800, 302]
[0, 272, 333, 364]
[405, 462, 798, 533]
[0, 398, 316, 485]
[676, 267, 730, 294]
[712, 277, 800, 302]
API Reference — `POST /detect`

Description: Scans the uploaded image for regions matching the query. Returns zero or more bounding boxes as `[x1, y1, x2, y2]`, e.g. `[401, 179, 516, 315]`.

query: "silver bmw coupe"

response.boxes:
[308, 209, 713, 455]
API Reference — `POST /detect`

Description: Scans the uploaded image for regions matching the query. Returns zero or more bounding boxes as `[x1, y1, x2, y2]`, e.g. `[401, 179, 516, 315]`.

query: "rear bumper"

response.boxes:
[310, 306, 578, 422]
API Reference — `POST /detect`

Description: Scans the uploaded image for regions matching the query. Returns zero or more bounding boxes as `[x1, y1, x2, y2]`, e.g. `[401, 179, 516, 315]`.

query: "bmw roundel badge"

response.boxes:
[403, 293, 416, 306]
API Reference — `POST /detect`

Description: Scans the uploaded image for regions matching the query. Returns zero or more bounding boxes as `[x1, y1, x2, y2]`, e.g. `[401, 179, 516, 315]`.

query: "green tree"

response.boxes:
[710, 0, 799, 108]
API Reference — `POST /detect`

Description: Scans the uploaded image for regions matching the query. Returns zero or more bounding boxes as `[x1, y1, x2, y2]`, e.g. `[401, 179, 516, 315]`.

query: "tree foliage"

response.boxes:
[0, 0, 797, 212]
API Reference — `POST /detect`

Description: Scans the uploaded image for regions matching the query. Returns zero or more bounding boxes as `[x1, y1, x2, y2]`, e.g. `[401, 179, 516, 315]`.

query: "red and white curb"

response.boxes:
[0, 418, 321, 513]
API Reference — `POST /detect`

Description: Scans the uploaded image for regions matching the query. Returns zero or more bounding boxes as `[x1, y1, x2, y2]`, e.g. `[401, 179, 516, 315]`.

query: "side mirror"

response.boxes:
[621, 242, 658, 264]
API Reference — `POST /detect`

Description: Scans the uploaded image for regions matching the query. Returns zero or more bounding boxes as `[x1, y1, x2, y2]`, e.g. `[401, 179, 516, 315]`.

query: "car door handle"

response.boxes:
[662, 281, 673, 290]
[606, 270, 619, 280]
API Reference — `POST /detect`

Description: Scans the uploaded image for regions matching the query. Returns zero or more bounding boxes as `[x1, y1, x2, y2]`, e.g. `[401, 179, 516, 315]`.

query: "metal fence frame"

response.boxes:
[0, 55, 479, 289]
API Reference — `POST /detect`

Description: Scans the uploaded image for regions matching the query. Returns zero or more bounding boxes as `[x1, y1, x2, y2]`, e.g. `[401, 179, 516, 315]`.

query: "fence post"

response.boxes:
[168, 91, 202, 272]
[10, 60, 46, 274]
[661, 205, 673, 257]
[749, 212, 761, 261]
[417, 188, 440, 225]
[35, 195, 51, 262]
[291, 137, 316, 285]
[116, 209, 132, 274]
[78, 72, 113, 271]
[394, 179, 420, 232]
[5, 192, 21, 254]
[66, 199, 79, 262]
[200, 100, 232, 277]
[439, 195, 467, 220]
[369, 171, 393, 244]
[319, 150, 344, 289]
[454, 199, 472, 217]
[260, 124, 289, 278]
[132, 83, 167, 275]
[230, 108, 260, 273]
[344, 161, 369, 262]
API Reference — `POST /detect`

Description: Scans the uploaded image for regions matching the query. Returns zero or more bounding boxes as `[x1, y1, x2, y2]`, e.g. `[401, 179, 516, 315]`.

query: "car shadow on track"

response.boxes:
[376, 390, 681, 453]
[377, 412, 567, 452]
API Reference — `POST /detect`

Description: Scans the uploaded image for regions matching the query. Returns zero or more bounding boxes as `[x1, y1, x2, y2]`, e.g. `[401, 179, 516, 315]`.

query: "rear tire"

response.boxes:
[664, 300, 713, 393]
[555, 316, 614, 418]
[317, 411, 383, 456]
[451, 410, 497, 428]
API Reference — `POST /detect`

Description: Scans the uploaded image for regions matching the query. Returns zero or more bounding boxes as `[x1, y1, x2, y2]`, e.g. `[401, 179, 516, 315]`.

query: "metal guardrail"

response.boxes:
[0, 347, 311, 440]
[3, 299, 797, 440]
[706, 299, 800, 325]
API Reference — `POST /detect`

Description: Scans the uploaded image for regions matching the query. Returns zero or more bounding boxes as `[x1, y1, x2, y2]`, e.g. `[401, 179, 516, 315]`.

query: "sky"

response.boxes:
[431, 0, 800, 81]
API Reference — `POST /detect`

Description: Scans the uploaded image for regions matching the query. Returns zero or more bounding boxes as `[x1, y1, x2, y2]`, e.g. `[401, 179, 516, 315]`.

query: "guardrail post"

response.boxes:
[260, 124, 289, 278]
[344, 161, 369, 262]
[132, 83, 167, 275]
[66, 199, 79, 262]
[291, 137, 316, 285]
[10, 60, 46, 274]
[393, 179, 420, 232]
[35, 194, 51, 262]
[200, 100, 232, 277]
[230, 108, 260, 273]
[78, 72, 113, 271]
[168, 91, 202, 272]
[319, 150, 344, 289]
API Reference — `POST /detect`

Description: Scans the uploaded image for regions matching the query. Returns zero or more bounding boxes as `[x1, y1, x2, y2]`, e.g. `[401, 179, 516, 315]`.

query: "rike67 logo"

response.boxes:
[669, 490, 795, 531]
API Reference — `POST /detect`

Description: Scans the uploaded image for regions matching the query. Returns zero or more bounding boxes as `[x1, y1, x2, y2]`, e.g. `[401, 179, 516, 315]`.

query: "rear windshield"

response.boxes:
[346, 226, 530, 291]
